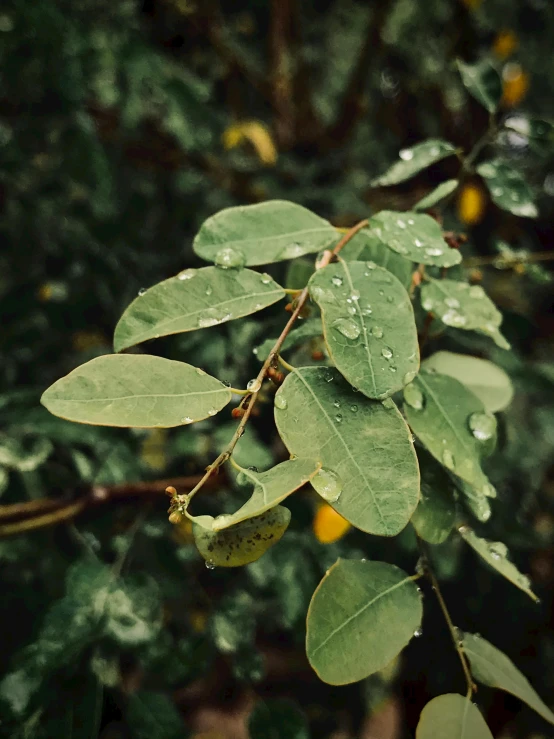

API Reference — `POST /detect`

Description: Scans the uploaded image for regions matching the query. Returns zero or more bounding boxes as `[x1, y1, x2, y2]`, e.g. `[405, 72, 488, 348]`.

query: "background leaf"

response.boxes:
[414, 180, 459, 211]
[41, 355, 231, 427]
[126, 691, 187, 739]
[309, 260, 419, 399]
[477, 160, 538, 218]
[248, 698, 309, 739]
[370, 212, 461, 267]
[416, 693, 493, 739]
[340, 229, 414, 290]
[457, 59, 502, 113]
[372, 140, 457, 186]
[275, 367, 420, 536]
[306, 559, 422, 685]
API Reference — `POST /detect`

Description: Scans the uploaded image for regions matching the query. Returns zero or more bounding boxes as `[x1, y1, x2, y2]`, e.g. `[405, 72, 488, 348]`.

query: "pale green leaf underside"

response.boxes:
[416, 694, 493, 739]
[41, 355, 231, 428]
[420, 279, 509, 350]
[193, 200, 338, 266]
[339, 229, 414, 289]
[463, 633, 554, 725]
[404, 371, 494, 497]
[114, 266, 285, 352]
[372, 140, 458, 186]
[306, 559, 421, 685]
[477, 160, 538, 218]
[459, 527, 538, 601]
[422, 351, 513, 413]
[411, 453, 456, 544]
[370, 211, 461, 267]
[457, 59, 502, 114]
[414, 179, 459, 211]
[212, 457, 321, 530]
[275, 367, 420, 536]
[193, 506, 291, 567]
[309, 261, 419, 399]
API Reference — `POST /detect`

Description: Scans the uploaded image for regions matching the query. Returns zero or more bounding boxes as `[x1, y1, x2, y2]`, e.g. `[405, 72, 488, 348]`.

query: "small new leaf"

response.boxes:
[414, 179, 459, 211]
[372, 140, 458, 187]
[457, 59, 502, 113]
[340, 228, 414, 289]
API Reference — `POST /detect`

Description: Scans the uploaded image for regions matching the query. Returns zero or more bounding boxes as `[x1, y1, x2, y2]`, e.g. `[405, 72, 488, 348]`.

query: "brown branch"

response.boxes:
[270, 0, 295, 147]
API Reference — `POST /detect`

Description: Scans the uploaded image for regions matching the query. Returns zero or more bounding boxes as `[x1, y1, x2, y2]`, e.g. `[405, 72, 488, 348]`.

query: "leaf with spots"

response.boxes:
[372, 140, 458, 186]
[340, 228, 414, 289]
[403, 371, 496, 498]
[458, 526, 538, 602]
[41, 355, 231, 428]
[114, 267, 285, 352]
[306, 559, 422, 685]
[192, 507, 291, 567]
[309, 260, 419, 399]
[193, 200, 338, 266]
[370, 211, 461, 267]
[274, 367, 420, 536]
[420, 279, 510, 349]
[212, 457, 321, 530]
[457, 58, 502, 113]
[416, 694, 493, 739]
[477, 160, 538, 218]
[462, 633, 554, 725]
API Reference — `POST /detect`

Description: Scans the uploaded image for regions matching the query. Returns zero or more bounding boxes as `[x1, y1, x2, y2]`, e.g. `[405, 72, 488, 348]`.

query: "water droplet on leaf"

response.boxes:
[332, 318, 361, 340]
[215, 247, 246, 269]
[207, 408, 217, 417]
[205, 559, 216, 570]
[312, 467, 343, 503]
[404, 383, 424, 410]
[381, 346, 393, 360]
[468, 411, 496, 441]
[488, 541, 508, 560]
[370, 326, 383, 338]
[261, 273, 272, 285]
[178, 268, 197, 281]
[403, 370, 417, 385]
[445, 297, 460, 309]
[400, 148, 414, 161]
[274, 394, 288, 410]
[331, 275, 343, 287]
[138, 288, 147, 296]
[335, 414, 343, 423]
[180, 416, 193, 424]
[350, 404, 358, 413]
[442, 449, 455, 469]
[425, 247, 443, 257]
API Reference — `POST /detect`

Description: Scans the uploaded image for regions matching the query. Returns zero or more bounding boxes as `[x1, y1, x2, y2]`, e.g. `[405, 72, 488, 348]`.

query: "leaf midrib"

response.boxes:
[202, 227, 336, 253]
[52, 388, 229, 403]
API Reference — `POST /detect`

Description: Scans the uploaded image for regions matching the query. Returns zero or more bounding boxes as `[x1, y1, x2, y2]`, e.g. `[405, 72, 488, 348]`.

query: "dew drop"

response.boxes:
[488, 541, 508, 560]
[331, 275, 343, 287]
[422, 298, 434, 311]
[205, 559, 216, 570]
[403, 370, 417, 385]
[396, 218, 407, 229]
[279, 242, 304, 259]
[180, 416, 193, 424]
[178, 268, 197, 281]
[365, 261, 377, 270]
[442, 449, 454, 469]
[333, 399, 341, 408]
[261, 273, 272, 285]
[400, 148, 414, 161]
[312, 467, 343, 503]
[205, 285, 213, 296]
[444, 297, 460, 309]
[350, 404, 358, 413]
[362, 306, 373, 316]
[335, 414, 343, 423]
[381, 346, 393, 360]
[389, 365, 397, 373]
[370, 326, 383, 338]
[208, 408, 217, 417]
[138, 288, 147, 296]
[198, 315, 220, 328]
[274, 394, 288, 410]
[425, 247, 443, 257]
[442, 310, 467, 327]
[347, 306, 356, 315]
[387, 295, 394, 303]
[215, 246, 246, 269]
[332, 318, 361, 340]
[468, 411, 496, 441]
[404, 383, 424, 410]
[247, 378, 262, 393]
[414, 238, 423, 248]
[351, 290, 360, 301]
[413, 628, 423, 638]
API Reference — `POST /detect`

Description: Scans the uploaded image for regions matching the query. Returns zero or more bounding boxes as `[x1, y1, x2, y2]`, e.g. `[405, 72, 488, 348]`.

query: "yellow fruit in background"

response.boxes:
[313, 502, 351, 544]
[493, 30, 518, 60]
[502, 63, 529, 107]
[457, 183, 486, 226]
[222, 120, 277, 166]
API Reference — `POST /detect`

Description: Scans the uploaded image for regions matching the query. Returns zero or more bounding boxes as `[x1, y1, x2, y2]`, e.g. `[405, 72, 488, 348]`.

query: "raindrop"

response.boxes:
[331, 275, 343, 287]
[274, 394, 288, 410]
[492, 186, 504, 197]
[198, 315, 220, 328]
[215, 246, 246, 269]
[205, 285, 213, 296]
[413, 628, 423, 638]
[332, 318, 361, 340]
[247, 378, 262, 393]
[350, 404, 358, 413]
[362, 306, 373, 316]
[178, 268, 196, 281]
[488, 541, 508, 560]
[442, 310, 467, 327]
[335, 414, 343, 423]
[387, 295, 394, 303]
[468, 411, 496, 441]
[371, 326, 383, 338]
[403, 370, 417, 385]
[180, 416, 193, 424]
[389, 365, 397, 373]
[396, 219, 407, 229]
[351, 291, 361, 301]
[445, 297, 460, 309]
[261, 273, 272, 285]
[208, 408, 217, 417]
[312, 467, 343, 503]
[365, 261, 377, 270]
[400, 148, 414, 161]
[414, 238, 423, 247]
[205, 560, 216, 570]
[347, 306, 356, 316]
[333, 400, 341, 408]
[381, 346, 393, 360]
[404, 383, 424, 410]
[422, 298, 434, 311]
[442, 449, 454, 469]
[281, 242, 304, 259]
[425, 247, 443, 257]
[138, 288, 147, 296]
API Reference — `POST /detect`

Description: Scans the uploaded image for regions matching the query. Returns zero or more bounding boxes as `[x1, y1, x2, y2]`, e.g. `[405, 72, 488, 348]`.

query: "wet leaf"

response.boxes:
[193, 200, 337, 266]
[457, 59, 502, 113]
[463, 633, 554, 724]
[306, 559, 422, 685]
[370, 211, 461, 267]
[420, 279, 509, 350]
[212, 457, 320, 530]
[309, 260, 419, 399]
[340, 229, 414, 290]
[248, 698, 309, 739]
[372, 140, 458, 186]
[275, 367, 419, 536]
[404, 371, 496, 497]
[477, 160, 537, 218]
[114, 267, 285, 352]
[422, 351, 513, 413]
[41, 355, 231, 428]
[458, 527, 538, 601]
[411, 452, 457, 544]
[416, 694, 493, 739]
[414, 179, 459, 211]
[193, 507, 291, 567]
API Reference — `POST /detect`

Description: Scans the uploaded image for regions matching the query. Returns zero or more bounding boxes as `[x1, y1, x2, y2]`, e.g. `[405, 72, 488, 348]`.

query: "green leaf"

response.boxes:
[420, 279, 509, 350]
[193, 201, 338, 266]
[422, 351, 513, 413]
[0, 434, 53, 472]
[126, 691, 187, 739]
[477, 160, 538, 218]
[0, 466, 9, 496]
[403, 371, 496, 497]
[411, 452, 457, 544]
[463, 633, 554, 725]
[248, 698, 309, 739]
[113, 267, 285, 351]
[416, 694, 493, 739]
[309, 260, 419, 399]
[41, 355, 231, 428]
[458, 526, 538, 602]
[213, 458, 321, 530]
[254, 319, 323, 362]
[193, 506, 291, 567]
[306, 559, 422, 685]
[105, 574, 163, 645]
[339, 229, 414, 290]
[275, 367, 419, 536]
[457, 59, 502, 113]
[372, 140, 458, 186]
[38, 674, 103, 739]
[504, 116, 554, 155]
[414, 180, 459, 211]
[370, 211, 462, 267]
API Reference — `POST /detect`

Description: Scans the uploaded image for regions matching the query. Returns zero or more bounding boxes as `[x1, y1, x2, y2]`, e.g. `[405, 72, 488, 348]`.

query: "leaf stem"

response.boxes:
[180, 219, 369, 508]
[277, 355, 295, 373]
[416, 535, 476, 695]
[229, 387, 249, 396]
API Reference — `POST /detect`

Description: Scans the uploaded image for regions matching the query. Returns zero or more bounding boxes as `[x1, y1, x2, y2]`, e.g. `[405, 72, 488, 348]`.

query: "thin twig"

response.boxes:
[463, 251, 554, 268]
[0, 499, 87, 537]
